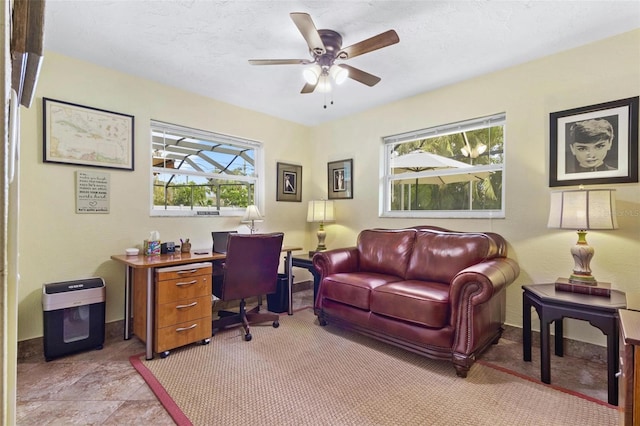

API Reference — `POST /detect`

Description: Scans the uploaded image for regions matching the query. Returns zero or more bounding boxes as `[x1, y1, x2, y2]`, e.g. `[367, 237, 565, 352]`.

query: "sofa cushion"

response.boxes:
[370, 280, 450, 328]
[357, 229, 415, 278]
[405, 231, 498, 284]
[322, 272, 402, 310]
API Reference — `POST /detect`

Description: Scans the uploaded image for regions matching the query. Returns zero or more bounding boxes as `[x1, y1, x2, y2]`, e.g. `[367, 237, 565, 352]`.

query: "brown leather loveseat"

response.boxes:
[313, 226, 520, 377]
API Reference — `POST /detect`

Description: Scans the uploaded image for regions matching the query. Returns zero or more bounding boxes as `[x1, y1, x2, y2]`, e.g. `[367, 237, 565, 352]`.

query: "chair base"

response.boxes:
[212, 299, 279, 341]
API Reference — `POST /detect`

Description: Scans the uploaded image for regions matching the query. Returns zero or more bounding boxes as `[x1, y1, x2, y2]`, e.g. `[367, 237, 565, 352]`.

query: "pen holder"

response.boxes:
[180, 242, 191, 253]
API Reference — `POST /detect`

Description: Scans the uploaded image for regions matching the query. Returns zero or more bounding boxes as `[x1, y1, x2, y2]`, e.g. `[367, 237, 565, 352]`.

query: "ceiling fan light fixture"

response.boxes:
[316, 76, 332, 93]
[303, 64, 321, 85]
[330, 65, 348, 85]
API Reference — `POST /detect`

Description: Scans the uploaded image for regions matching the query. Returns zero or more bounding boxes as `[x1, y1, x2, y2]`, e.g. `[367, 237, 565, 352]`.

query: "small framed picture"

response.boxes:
[328, 159, 353, 200]
[276, 162, 302, 202]
[549, 96, 638, 187]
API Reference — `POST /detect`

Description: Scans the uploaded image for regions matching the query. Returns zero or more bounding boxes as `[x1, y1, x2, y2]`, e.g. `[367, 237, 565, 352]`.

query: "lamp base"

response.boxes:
[554, 277, 611, 297]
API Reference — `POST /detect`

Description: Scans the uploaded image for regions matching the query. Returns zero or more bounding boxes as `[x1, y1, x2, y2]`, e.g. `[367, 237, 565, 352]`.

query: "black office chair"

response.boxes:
[211, 232, 284, 341]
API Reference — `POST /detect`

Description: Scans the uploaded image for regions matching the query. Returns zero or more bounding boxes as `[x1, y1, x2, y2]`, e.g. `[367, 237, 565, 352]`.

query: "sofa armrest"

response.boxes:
[450, 258, 519, 304]
[312, 247, 359, 310]
[449, 258, 520, 360]
[312, 247, 359, 277]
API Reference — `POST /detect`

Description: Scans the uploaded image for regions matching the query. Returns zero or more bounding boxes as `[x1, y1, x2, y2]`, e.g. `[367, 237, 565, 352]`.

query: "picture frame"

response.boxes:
[276, 162, 302, 202]
[43, 97, 135, 171]
[328, 158, 353, 199]
[549, 96, 638, 187]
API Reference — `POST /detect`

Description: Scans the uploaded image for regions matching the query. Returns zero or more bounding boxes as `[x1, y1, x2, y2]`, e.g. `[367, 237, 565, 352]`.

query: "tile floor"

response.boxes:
[17, 288, 611, 425]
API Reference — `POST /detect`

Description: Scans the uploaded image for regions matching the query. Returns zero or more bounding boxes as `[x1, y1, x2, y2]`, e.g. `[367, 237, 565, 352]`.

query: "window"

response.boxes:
[382, 114, 505, 218]
[150, 121, 263, 217]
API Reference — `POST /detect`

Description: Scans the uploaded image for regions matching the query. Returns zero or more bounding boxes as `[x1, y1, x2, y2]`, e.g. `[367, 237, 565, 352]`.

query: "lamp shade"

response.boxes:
[330, 65, 348, 85]
[307, 200, 335, 223]
[242, 205, 263, 222]
[547, 189, 618, 230]
[303, 65, 321, 85]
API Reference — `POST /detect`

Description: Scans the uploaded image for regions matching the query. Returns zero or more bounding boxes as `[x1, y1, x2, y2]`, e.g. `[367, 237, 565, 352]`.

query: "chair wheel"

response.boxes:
[272, 320, 280, 328]
[244, 333, 252, 341]
[160, 351, 170, 358]
[202, 338, 211, 345]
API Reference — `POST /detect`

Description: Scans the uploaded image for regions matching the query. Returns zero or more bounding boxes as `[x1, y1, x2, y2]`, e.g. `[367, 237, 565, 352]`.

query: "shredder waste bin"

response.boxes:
[42, 277, 105, 361]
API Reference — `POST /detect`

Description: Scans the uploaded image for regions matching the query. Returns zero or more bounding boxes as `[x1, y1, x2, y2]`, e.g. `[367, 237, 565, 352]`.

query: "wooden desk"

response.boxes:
[112, 246, 301, 359]
[522, 283, 626, 405]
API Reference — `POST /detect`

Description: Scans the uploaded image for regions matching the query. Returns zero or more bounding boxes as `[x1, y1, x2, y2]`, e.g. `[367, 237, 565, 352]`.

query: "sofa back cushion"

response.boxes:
[357, 229, 415, 277]
[405, 231, 503, 284]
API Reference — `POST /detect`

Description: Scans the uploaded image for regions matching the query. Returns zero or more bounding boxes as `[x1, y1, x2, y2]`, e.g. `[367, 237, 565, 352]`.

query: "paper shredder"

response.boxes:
[42, 277, 106, 361]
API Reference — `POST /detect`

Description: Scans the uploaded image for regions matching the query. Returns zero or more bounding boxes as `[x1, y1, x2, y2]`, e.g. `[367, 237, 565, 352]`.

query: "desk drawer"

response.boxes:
[156, 274, 210, 304]
[156, 295, 210, 328]
[156, 264, 212, 282]
[155, 317, 212, 353]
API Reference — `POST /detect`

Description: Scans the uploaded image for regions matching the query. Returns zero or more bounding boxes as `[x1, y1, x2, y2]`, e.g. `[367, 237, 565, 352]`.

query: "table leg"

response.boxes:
[124, 265, 133, 340]
[540, 315, 552, 384]
[554, 319, 564, 357]
[286, 250, 293, 315]
[145, 268, 154, 360]
[606, 321, 619, 405]
[523, 294, 532, 362]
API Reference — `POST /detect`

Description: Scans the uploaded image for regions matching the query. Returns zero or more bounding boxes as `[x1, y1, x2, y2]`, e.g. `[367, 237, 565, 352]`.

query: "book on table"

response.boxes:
[554, 277, 611, 297]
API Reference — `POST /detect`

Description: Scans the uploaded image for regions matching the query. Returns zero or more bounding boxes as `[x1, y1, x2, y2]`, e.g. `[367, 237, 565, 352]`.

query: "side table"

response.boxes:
[291, 253, 320, 305]
[522, 283, 626, 405]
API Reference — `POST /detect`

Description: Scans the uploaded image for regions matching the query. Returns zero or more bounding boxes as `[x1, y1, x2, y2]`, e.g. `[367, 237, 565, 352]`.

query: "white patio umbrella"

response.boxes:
[390, 150, 472, 172]
[390, 150, 492, 185]
[390, 150, 493, 210]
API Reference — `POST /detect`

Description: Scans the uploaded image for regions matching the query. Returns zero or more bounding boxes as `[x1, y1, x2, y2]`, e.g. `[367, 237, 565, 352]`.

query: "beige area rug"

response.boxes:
[131, 308, 617, 426]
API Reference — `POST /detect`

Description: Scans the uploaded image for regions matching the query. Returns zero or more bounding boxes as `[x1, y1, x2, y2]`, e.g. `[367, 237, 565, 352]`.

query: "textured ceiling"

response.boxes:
[43, 1, 640, 126]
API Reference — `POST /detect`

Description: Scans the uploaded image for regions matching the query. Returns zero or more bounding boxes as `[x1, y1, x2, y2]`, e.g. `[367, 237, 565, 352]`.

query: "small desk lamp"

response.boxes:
[242, 205, 263, 234]
[547, 188, 617, 290]
[307, 200, 335, 256]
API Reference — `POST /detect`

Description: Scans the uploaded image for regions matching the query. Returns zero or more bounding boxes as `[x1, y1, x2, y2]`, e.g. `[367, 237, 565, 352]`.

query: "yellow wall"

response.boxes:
[307, 29, 640, 345]
[17, 52, 312, 340]
[18, 30, 640, 347]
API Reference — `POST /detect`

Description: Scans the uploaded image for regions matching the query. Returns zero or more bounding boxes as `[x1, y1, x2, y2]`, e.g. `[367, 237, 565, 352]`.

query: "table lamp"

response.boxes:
[307, 200, 335, 256]
[241, 205, 263, 234]
[547, 188, 617, 294]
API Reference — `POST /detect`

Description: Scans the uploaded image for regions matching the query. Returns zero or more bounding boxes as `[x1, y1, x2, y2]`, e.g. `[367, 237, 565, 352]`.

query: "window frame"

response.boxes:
[150, 120, 264, 217]
[381, 113, 506, 219]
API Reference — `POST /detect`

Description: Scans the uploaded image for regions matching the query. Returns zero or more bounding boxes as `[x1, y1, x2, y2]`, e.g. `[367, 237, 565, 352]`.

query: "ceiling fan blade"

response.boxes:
[301, 82, 317, 94]
[337, 30, 399, 60]
[290, 12, 326, 55]
[248, 59, 312, 65]
[339, 64, 381, 87]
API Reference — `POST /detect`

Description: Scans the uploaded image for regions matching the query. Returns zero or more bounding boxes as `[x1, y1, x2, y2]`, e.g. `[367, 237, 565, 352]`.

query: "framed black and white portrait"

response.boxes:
[328, 159, 353, 200]
[276, 162, 302, 202]
[549, 96, 638, 187]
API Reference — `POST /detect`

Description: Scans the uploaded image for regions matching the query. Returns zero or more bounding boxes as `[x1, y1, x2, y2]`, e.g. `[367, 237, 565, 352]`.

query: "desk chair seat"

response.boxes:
[212, 232, 284, 341]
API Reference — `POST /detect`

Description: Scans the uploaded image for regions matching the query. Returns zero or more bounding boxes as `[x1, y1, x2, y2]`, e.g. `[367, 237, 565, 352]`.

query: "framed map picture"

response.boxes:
[43, 98, 135, 170]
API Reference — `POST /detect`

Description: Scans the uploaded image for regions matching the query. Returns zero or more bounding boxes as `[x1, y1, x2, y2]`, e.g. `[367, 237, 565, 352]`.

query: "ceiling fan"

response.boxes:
[249, 12, 400, 95]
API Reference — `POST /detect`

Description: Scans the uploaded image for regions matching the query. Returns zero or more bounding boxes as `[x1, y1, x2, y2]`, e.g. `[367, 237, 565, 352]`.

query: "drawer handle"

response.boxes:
[176, 301, 198, 309]
[615, 370, 622, 378]
[176, 280, 198, 286]
[177, 269, 198, 274]
[176, 324, 198, 332]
